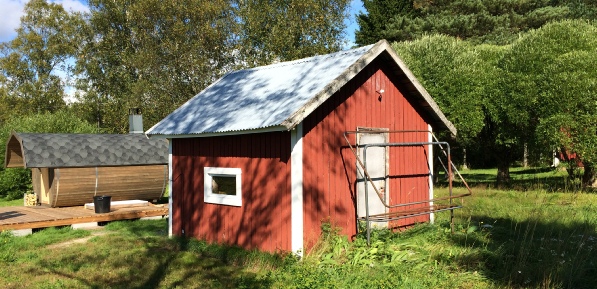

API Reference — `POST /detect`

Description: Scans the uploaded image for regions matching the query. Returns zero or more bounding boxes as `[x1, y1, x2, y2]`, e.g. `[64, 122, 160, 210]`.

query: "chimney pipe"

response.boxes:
[129, 108, 143, 134]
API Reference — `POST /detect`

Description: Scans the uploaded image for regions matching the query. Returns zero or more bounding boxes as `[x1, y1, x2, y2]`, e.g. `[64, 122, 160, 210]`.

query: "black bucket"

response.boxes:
[93, 195, 112, 214]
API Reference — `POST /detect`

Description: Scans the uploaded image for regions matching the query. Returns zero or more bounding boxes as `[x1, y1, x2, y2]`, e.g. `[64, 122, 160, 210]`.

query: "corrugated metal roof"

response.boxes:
[147, 44, 374, 136]
[5, 132, 168, 168]
[147, 40, 456, 137]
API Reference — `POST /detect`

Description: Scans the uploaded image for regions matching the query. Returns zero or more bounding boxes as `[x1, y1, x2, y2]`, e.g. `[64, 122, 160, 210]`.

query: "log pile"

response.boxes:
[24, 193, 38, 206]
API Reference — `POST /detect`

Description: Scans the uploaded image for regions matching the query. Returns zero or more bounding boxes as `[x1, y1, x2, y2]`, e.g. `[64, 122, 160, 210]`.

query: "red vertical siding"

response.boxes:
[171, 132, 292, 253]
[302, 58, 433, 245]
[172, 57, 441, 253]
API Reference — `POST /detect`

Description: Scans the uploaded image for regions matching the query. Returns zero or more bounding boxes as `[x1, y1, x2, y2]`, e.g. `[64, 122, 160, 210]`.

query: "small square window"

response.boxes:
[204, 167, 242, 207]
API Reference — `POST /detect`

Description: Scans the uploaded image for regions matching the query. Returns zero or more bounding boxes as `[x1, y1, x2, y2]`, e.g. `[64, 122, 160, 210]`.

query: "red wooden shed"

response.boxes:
[146, 40, 457, 254]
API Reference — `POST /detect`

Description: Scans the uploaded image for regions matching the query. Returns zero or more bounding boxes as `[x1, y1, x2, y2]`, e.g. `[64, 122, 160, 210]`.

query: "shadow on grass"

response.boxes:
[509, 167, 556, 175]
[447, 216, 597, 289]
[26, 219, 278, 289]
[439, 167, 578, 192]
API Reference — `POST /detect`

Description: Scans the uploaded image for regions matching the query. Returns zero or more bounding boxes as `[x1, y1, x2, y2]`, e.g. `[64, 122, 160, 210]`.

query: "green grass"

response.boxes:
[0, 167, 596, 288]
[447, 166, 581, 192]
[0, 198, 25, 207]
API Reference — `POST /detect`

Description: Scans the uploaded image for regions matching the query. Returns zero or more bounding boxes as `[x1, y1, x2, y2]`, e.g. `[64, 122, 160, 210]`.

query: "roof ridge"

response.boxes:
[231, 44, 374, 74]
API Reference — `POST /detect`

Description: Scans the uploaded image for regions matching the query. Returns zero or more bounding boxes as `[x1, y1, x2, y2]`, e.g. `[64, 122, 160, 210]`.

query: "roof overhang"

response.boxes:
[147, 125, 288, 139]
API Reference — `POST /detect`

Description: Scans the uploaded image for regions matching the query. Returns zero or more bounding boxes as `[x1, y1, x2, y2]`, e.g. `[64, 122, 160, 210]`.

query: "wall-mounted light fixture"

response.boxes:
[376, 89, 385, 101]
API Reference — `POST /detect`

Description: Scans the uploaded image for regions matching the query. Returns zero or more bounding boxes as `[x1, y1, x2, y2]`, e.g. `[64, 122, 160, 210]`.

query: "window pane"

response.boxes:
[212, 176, 236, 195]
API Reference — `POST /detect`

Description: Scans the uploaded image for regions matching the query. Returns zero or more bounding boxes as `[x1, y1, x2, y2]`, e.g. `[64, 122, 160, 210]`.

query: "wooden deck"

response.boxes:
[0, 204, 168, 231]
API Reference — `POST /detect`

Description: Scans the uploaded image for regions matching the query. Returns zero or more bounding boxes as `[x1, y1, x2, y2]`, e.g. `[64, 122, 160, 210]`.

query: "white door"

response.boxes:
[356, 128, 388, 227]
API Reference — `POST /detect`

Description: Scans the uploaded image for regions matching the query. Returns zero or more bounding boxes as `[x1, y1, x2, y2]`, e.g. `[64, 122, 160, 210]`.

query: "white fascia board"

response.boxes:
[290, 122, 304, 256]
[428, 125, 434, 224]
[168, 139, 173, 236]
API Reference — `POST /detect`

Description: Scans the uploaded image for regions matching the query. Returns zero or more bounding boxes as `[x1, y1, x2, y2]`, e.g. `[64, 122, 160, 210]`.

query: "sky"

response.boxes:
[0, 0, 89, 42]
[0, 0, 365, 48]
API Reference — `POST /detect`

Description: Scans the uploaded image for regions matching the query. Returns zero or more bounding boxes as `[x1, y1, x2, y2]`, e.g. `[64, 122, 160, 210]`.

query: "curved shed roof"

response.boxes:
[146, 39, 456, 138]
[4, 132, 168, 168]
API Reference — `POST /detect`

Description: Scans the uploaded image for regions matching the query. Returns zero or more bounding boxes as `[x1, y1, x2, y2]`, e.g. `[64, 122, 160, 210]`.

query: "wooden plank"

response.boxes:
[0, 205, 168, 231]
[5, 135, 25, 168]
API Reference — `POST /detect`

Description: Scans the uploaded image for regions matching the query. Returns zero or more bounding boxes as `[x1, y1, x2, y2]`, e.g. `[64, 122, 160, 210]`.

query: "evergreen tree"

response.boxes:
[357, 0, 597, 45]
[355, 0, 413, 45]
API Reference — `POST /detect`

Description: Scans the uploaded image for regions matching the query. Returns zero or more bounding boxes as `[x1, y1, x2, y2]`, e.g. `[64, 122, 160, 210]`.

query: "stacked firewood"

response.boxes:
[24, 193, 38, 206]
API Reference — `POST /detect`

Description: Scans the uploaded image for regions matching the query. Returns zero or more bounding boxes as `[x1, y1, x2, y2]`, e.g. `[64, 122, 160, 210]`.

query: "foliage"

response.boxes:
[74, 0, 238, 133]
[393, 35, 492, 145]
[355, 0, 414, 46]
[0, 0, 85, 124]
[357, 0, 597, 45]
[500, 20, 597, 187]
[73, 0, 350, 133]
[393, 35, 515, 182]
[0, 111, 99, 199]
[237, 0, 350, 66]
[393, 20, 597, 186]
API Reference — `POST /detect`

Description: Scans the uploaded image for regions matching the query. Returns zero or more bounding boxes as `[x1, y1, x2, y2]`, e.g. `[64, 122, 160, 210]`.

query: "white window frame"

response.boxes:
[203, 167, 242, 207]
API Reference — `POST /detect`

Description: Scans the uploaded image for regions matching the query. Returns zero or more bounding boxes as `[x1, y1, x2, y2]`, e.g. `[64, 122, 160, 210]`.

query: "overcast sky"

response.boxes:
[0, 0, 364, 48]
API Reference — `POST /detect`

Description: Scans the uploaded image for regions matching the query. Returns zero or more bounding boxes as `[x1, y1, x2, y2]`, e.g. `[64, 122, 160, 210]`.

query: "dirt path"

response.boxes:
[47, 229, 110, 249]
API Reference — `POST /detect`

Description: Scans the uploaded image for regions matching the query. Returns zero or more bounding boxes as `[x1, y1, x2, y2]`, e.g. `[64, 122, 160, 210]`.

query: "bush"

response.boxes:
[0, 168, 31, 200]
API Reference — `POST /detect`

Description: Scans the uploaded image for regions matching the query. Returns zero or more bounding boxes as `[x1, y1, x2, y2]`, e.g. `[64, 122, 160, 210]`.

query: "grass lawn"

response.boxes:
[0, 167, 595, 288]
[0, 198, 25, 207]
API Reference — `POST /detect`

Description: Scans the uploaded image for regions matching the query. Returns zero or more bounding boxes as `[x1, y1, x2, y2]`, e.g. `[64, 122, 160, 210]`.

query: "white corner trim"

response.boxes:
[203, 167, 242, 207]
[168, 140, 173, 236]
[290, 123, 304, 256]
[428, 125, 435, 224]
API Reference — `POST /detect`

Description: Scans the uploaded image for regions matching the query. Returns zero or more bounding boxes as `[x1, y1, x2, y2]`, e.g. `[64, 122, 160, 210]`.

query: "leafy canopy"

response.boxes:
[357, 0, 597, 45]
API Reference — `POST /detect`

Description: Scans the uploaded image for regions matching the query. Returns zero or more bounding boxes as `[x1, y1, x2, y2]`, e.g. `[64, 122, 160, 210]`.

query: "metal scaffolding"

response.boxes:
[344, 130, 473, 244]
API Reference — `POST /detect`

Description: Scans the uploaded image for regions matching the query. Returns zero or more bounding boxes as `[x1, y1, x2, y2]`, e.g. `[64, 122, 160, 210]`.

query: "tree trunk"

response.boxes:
[523, 143, 528, 168]
[582, 164, 596, 189]
[497, 161, 510, 187]
[462, 148, 468, 169]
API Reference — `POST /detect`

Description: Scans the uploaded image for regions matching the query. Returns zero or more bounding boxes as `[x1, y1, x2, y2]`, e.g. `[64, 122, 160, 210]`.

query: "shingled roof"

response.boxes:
[146, 39, 456, 138]
[4, 132, 168, 168]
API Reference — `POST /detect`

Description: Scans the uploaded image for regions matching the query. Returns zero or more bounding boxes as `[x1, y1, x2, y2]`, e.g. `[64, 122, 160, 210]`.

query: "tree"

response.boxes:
[357, 0, 597, 45]
[393, 36, 489, 145]
[74, 0, 238, 133]
[394, 21, 597, 186]
[394, 36, 512, 181]
[530, 21, 597, 188]
[237, 0, 350, 65]
[75, 0, 350, 133]
[0, 0, 84, 123]
[355, 0, 414, 45]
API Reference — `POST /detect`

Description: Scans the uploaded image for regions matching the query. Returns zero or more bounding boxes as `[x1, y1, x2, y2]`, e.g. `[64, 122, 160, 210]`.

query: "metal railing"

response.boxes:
[343, 130, 472, 244]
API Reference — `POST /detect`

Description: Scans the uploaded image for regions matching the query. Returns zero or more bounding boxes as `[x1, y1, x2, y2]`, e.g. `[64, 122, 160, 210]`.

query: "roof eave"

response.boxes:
[146, 125, 289, 139]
